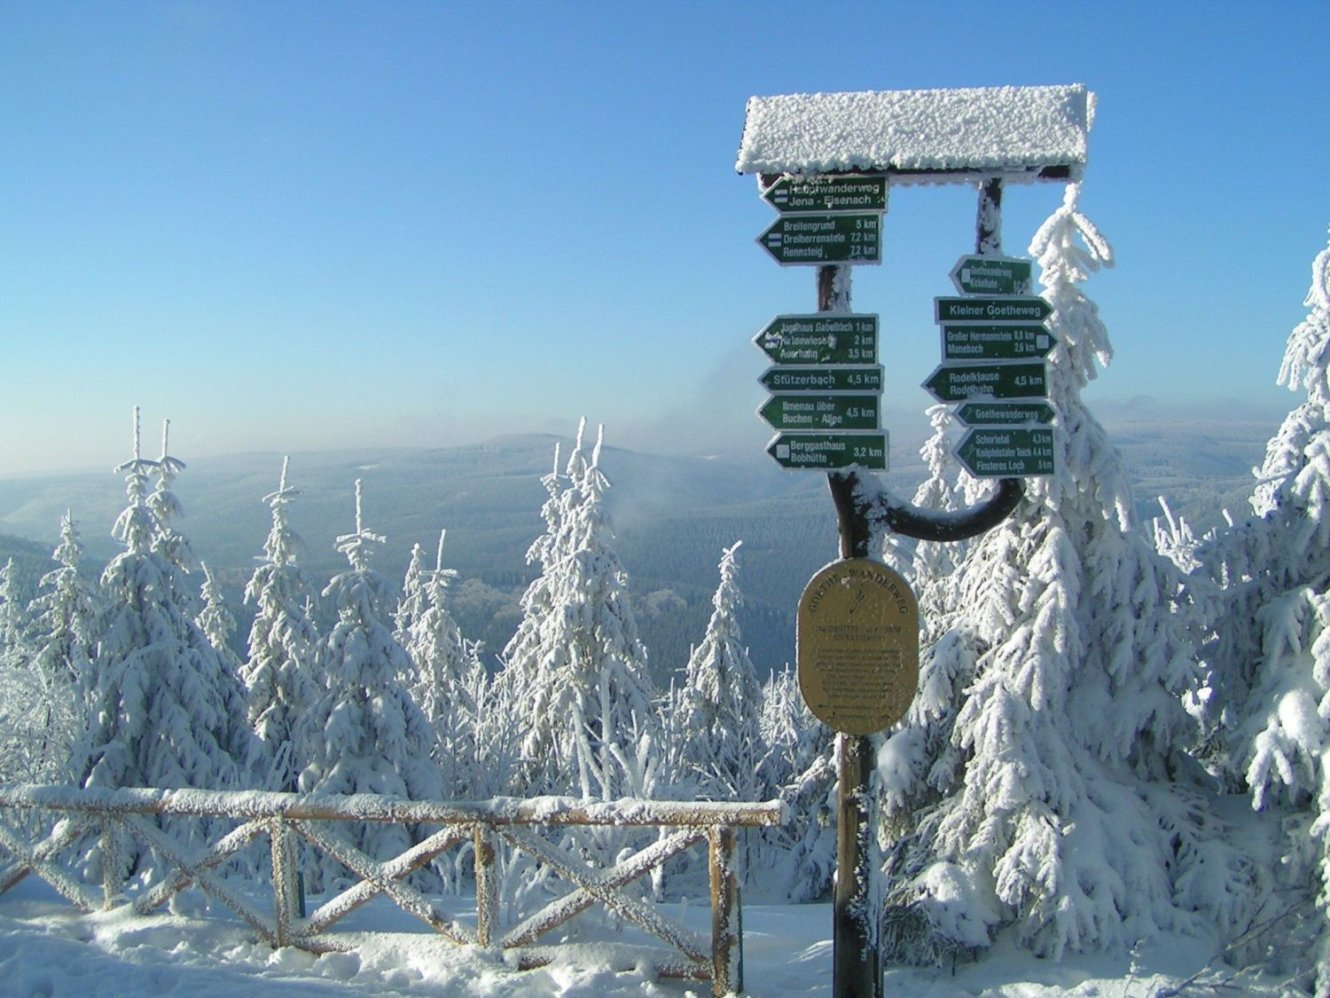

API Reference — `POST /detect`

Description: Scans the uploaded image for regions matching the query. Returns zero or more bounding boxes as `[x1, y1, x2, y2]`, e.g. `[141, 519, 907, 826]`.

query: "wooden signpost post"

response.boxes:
[738, 84, 1093, 996]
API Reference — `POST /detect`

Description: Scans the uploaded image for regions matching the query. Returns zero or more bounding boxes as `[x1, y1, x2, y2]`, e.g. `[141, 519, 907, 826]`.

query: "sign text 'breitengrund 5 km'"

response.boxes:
[758, 214, 881, 265]
[754, 314, 878, 366]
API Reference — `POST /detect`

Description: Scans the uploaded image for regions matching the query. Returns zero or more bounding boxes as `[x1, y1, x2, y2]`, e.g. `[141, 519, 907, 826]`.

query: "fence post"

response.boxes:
[709, 825, 742, 996]
[270, 817, 300, 947]
[473, 823, 497, 948]
[99, 819, 124, 910]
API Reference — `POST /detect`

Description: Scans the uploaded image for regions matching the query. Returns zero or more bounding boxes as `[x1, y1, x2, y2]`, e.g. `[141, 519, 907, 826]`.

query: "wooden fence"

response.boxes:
[0, 784, 783, 996]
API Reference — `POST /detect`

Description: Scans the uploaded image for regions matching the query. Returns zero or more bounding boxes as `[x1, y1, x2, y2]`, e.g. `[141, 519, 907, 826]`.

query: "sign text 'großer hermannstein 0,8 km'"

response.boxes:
[767, 433, 887, 471]
[934, 296, 1053, 324]
[762, 175, 889, 214]
[761, 366, 883, 393]
[754, 314, 878, 366]
[797, 558, 919, 737]
[758, 214, 881, 265]
[940, 325, 1055, 361]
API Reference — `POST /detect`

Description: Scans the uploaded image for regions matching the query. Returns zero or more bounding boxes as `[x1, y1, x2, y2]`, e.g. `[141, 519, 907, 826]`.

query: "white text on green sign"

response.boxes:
[758, 214, 881, 265]
[934, 296, 1052, 324]
[955, 401, 1056, 427]
[767, 432, 888, 471]
[761, 366, 883, 393]
[957, 427, 1055, 478]
[755, 314, 878, 365]
[940, 325, 1055, 361]
[760, 394, 880, 431]
[949, 255, 1033, 296]
[762, 175, 888, 214]
[923, 362, 1047, 402]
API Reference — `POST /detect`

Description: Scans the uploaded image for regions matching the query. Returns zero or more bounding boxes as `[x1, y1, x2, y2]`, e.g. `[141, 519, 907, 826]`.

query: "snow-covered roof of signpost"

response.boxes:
[736, 84, 1093, 183]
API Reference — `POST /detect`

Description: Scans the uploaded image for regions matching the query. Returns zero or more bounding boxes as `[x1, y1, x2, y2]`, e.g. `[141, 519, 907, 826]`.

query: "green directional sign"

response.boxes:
[755, 313, 878, 365]
[760, 394, 880, 431]
[923, 361, 1048, 402]
[767, 432, 888, 471]
[957, 427, 1055, 478]
[934, 296, 1052, 324]
[758, 214, 881, 265]
[955, 401, 1056, 427]
[949, 255, 1033, 295]
[762, 175, 888, 214]
[761, 366, 882, 393]
[941, 324, 1055, 361]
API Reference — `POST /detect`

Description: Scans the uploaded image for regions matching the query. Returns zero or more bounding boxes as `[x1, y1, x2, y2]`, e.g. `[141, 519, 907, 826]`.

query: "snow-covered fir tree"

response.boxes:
[394, 542, 428, 644]
[296, 479, 443, 891]
[0, 558, 31, 671]
[1192, 228, 1330, 990]
[499, 421, 659, 801]
[197, 564, 240, 670]
[876, 185, 1251, 963]
[73, 410, 253, 872]
[13, 513, 101, 781]
[668, 541, 766, 803]
[403, 530, 487, 800]
[240, 458, 321, 792]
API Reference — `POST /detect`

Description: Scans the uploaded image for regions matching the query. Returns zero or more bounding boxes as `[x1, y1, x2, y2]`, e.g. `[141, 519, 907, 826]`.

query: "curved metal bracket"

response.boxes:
[829, 471, 1024, 557]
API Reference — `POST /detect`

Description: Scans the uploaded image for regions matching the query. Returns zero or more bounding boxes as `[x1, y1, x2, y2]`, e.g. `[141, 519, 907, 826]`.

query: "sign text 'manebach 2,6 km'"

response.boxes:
[760, 394, 880, 431]
[758, 214, 881, 265]
[762, 175, 889, 214]
[761, 366, 883, 393]
[767, 432, 888, 471]
[754, 314, 878, 365]
[934, 296, 1052, 323]
[940, 324, 1055, 361]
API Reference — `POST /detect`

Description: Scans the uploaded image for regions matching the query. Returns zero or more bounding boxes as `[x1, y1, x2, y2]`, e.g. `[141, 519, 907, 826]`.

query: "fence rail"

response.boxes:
[0, 784, 783, 996]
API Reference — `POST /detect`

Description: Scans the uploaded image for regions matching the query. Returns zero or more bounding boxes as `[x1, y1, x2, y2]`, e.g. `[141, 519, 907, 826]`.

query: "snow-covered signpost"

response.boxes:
[737, 85, 1092, 997]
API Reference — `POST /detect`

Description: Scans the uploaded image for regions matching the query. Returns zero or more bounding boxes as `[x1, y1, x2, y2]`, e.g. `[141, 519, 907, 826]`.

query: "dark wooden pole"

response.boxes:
[821, 263, 882, 998]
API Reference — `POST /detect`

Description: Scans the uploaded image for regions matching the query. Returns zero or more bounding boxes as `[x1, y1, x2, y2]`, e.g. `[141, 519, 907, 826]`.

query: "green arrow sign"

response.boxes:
[957, 427, 1055, 478]
[762, 175, 888, 214]
[758, 214, 881, 265]
[754, 314, 878, 365]
[923, 362, 1048, 402]
[949, 255, 1033, 295]
[767, 432, 888, 471]
[940, 324, 1055, 361]
[955, 401, 1056, 426]
[934, 296, 1052, 323]
[761, 366, 882, 393]
[760, 394, 880, 431]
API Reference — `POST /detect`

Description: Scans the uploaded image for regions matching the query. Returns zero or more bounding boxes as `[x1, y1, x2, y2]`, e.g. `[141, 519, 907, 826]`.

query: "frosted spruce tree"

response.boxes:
[0, 558, 31, 671]
[499, 422, 659, 801]
[74, 410, 253, 873]
[403, 530, 487, 801]
[393, 542, 428, 644]
[240, 458, 321, 792]
[17, 513, 101, 781]
[1193, 228, 1330, 990]
[296, 480, 443, 891]
[877, 185, 1251, 962]
[669, 541, 766, 803]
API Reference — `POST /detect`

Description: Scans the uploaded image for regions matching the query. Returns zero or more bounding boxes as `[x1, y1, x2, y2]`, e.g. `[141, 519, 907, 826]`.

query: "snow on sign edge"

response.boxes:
[735, 84, 1093, 180]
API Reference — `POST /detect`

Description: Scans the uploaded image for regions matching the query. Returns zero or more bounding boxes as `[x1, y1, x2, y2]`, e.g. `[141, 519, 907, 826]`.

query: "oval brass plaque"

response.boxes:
[797, 558, 920, 735]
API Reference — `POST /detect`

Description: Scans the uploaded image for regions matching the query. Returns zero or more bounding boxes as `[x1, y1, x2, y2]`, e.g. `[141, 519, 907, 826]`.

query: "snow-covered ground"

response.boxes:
[0, 875, 1291, 996]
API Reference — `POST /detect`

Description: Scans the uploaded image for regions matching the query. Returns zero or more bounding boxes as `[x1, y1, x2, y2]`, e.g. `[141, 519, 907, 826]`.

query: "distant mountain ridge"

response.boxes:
[0, 416, 1277, 676]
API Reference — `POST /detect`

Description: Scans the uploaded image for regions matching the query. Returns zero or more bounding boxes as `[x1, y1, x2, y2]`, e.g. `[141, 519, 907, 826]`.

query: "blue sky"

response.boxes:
[2, 1, 1326, 475]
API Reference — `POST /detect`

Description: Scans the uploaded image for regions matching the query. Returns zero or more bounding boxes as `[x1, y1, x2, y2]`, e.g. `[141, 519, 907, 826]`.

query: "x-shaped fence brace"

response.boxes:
[0, 785, 782, 997]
